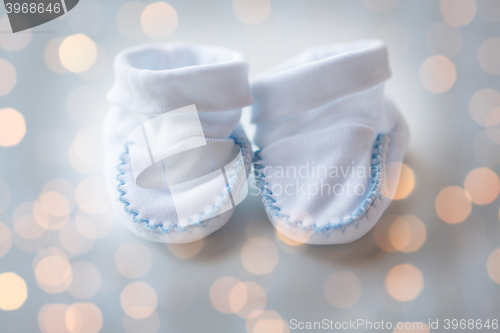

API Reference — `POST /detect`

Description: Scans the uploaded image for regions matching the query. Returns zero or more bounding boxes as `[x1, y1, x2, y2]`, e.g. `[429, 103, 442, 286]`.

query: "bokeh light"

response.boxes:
[464, 167, 500, 205]
[487, 124, 500, 144]
[385, 162, 415, 200]
[426, 22, 463, 58]
[76, 45, 108, 81]
[0, 58, 16, 96]
[389, 215, 426, 252]
[362, 0, 399, 12]
[0, 272, 28, 310]
[420, 56, 456, 93]
[435, 186, 472, 224]
[241, 237, 279, 275]
[123, 311, 160, 333]
[38, 304, 69, 333]
[115, 241, 152, 278]
[67, 262, 101, 299]
[469, 88, 500, 127]
[374, 214, 399, 252]
[0, 16, 31, 51]
[35, 255, 73, 294]
[231, 281, 266, 319]
[233, 0, 271, 25]
[0, 108, 26, 147]
[45, 37, 69, 74]
[385, 264, 424, 302]
[14, 214, 46, 240]
[486, 248, 500, 284]
[276, 209, 313, 244]
[34, 198, 69, 231]
[167, 238, 203, 259]
[210, 276, 241, 314]
[245, 310, 290, 333]
[275, 230, 308, 248]
[117, 2, 146, 39]
[40, 191, 71, 218]
[477, 38, 500, 75]
[65, 303, 103, 333]
[41, 179, 76, 210]
[324, 271, 362, 308]
[140, 2, 178, 39]
[440, 0, 477, 26]
[0, 221, 12, 257]
[228, 281, 247, 314]
[12, 212, 47, 253]
[59, 34, 97, 73]
[121, 282, 158, 319]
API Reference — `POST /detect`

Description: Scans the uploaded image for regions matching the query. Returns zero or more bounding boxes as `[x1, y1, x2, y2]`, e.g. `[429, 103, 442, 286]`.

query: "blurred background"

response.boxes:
[0, 0, 500, 332]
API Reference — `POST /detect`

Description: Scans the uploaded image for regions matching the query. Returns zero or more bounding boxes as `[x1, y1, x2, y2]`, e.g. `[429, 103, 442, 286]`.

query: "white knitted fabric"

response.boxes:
[251, 40, 410, 245]
[103, 43, 254, 243]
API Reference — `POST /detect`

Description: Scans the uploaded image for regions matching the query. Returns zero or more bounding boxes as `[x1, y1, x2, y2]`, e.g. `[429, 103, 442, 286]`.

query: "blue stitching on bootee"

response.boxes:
[115, 130, 252, 235]
[252, 134, 390, 236]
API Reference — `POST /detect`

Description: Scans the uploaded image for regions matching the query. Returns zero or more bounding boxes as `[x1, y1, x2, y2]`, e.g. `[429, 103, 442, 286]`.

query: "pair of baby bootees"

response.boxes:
[102, 40, 409, 245]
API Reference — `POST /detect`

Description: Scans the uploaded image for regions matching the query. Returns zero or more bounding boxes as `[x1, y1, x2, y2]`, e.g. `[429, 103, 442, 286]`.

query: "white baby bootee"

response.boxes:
[103, 43, 254, 243]
[251, 40, 410, 245]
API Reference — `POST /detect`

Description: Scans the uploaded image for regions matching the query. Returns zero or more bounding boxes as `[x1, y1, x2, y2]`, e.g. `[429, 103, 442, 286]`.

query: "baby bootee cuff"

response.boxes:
[103, 43, 254, 243]
[251, 40, 410, 245]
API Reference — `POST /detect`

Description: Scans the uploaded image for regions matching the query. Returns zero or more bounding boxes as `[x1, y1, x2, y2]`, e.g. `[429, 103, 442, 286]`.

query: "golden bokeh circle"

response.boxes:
[464, 167, 500, 205]
[0, 272, 28, 310]
[389, 215, 426, 253]
[140, 2, 178, 39]
[241, 237, 279, 275]
[38, 304, 69, 333]
[385, 264, 424, 302]
[59, 34, 97, 73]
[478, 38, 500, 75]
[115, 241, 152, 278]
[210, 276, 241, 314]
[65, 303, 103, 333]
[440, 0, 477, 26]
[0, 58, 16, 96]
[121, 282, 158, 319]
[469, 88, 500, 127]
[0, 108, 26, 147]
[233, 0, 271, 25]
[35, 255, 73, 294]
[385, 162, 415, 200]
[486, 248, 500, 284]
[435, 186, 472, 224]
[0, 221, 12, 257]
[419, 56, 457, 93]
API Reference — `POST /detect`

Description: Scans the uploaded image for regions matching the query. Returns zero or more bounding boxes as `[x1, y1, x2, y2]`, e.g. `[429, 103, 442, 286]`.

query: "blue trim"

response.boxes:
[252, 134, 390, 236]
[115, 130, 252, 234]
